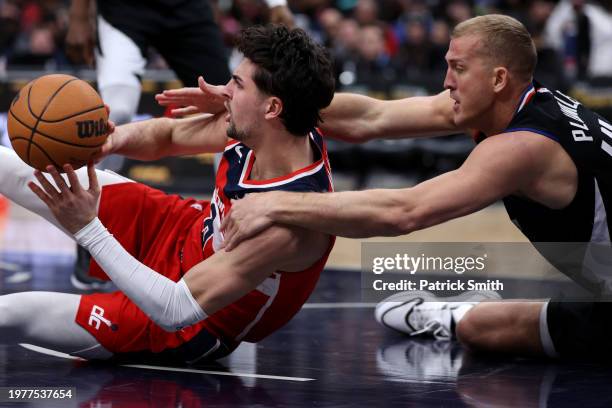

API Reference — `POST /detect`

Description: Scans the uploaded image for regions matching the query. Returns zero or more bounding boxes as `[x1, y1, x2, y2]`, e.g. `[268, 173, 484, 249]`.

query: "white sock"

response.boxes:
[451, 303, 476, 325]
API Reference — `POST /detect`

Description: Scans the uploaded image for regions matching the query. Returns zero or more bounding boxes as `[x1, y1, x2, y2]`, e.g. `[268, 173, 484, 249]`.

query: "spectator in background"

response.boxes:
[353, 0, 379, 25]
[429, 19, 451, 71]
[354, 24, 397, 92]
[319, 15, 362, 87]
[318, 6, 343, 47]
[526, 0, 568, 90]
[445, 0, 473, 26]
[5, 0, 69, 69]
[545, 0, 612, 82]
[395, 17, 431, 77]
[0, 1, 20, 69]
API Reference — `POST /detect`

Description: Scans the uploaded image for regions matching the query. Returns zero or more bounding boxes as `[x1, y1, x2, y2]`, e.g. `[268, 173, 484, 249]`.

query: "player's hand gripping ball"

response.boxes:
[7, 74, 109, 172]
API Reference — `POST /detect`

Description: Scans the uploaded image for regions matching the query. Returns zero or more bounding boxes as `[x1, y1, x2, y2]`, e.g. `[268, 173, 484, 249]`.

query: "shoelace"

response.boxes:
[410, 320, 451, 340]
[408, 302, 454, 340]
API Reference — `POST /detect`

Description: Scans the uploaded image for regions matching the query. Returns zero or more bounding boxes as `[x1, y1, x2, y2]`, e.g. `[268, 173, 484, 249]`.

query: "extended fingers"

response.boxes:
[63, 164, 83, 193]
[27, 181, 54, 207]
[46, 165, 71, 194]
[171, 106, 199, 117]
[87, 162, 100, 194]
[33, 169, 60, 198]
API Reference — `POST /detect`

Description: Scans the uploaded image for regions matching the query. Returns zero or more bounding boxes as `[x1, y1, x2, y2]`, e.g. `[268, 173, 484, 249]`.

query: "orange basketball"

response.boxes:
[7, 74, 109, 172]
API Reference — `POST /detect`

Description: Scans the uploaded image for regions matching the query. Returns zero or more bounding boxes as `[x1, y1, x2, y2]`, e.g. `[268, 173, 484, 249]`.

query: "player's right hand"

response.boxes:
[65, 18, 95, 66]
[92, 116, 118, 163]
[155, 76, 227, 116]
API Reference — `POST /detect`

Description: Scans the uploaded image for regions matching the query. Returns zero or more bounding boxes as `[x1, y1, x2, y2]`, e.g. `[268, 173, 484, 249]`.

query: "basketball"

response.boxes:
[7, 74, 109, 172]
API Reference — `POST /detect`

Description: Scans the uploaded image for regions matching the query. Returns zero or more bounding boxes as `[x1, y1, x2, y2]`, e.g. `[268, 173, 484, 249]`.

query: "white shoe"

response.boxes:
[376, 338, 464, 381]
[375, 290, 502, 340]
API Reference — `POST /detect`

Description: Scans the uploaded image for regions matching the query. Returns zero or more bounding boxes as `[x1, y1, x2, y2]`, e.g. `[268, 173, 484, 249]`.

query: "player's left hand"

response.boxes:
[155, 76, 227, 116]
[221, 193, 277, 251]
[28, 163, 100, 234]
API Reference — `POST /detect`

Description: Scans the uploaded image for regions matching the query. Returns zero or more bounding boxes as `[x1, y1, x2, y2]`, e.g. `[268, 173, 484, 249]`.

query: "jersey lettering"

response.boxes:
[554, 92, 592, 140]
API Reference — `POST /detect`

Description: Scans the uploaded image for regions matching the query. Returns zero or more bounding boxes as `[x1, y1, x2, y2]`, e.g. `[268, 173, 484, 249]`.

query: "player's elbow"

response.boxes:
[150, 280, 208, 332]
[376, 191, 427, 236]
[387, 203, 429, 236]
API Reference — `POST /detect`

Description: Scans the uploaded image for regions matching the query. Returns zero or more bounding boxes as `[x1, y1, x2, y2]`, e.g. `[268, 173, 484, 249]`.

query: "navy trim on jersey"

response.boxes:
[504, 127, 560, 142]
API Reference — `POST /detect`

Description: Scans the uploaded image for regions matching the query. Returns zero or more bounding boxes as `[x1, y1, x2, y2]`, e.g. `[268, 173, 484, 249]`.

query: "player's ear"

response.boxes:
[264, 96, 283, 120]
[492, 67, 508, 93]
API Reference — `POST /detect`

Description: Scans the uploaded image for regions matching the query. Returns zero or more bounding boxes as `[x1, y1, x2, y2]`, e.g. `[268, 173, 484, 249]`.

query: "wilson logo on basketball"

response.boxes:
[76, 119, 108, 138]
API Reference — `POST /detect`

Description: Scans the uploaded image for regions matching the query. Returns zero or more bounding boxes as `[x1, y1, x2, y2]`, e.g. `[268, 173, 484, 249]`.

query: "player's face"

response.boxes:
[224, 59, 268, 143]
[443, 34, 496, 129]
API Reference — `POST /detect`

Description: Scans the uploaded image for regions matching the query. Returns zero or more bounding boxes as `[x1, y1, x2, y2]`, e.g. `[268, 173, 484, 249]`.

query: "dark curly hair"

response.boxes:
[237, 25, 335, 136]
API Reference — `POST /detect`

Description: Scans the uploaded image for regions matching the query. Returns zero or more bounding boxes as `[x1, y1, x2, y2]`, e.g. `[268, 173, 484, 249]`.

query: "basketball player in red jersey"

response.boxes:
[0, 25, 335, 362]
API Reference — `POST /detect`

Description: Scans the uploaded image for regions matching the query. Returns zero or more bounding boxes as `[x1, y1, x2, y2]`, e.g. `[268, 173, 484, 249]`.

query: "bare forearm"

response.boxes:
[267, 189, 420, 238]
[319, 93, 380, 142]
[113, 117, 174, 160]
[320, 91, 459, 143]
[113, 114, 227, 160]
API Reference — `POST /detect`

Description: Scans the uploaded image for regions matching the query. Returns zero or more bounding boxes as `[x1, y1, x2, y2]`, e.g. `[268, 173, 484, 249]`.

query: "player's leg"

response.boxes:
[95, 15, 147, 173]
[455, 301, 546, 356]
[0, 292, 112, 359]
[96, 15, 145, 125]
[0, 145, 133, 235]
[375, 291, 559, 357]
[375, 290, 501, 340]
[154, 2, 230, 87]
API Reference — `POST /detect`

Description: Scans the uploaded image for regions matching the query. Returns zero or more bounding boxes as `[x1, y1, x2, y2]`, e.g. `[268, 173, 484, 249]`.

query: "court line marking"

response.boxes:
[122, 364, 315, 382]
[302, 302, 377, 309]
[19, 344, 315, 382]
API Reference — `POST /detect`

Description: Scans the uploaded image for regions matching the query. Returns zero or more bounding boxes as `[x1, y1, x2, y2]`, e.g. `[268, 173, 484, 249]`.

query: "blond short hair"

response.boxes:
[453, 14, 537, 82]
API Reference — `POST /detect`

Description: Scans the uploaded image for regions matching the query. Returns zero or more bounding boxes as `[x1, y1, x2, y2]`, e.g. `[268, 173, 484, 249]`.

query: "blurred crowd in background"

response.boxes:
[2, 0, 612, 94]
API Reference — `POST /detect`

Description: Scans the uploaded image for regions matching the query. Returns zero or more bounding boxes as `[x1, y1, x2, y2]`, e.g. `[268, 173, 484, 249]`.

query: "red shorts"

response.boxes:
[75, 182, 213, 354]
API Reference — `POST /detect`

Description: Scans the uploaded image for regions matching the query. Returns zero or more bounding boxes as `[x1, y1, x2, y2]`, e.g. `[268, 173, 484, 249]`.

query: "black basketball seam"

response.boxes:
[26, 78, 78, 163]
[9, 109, 107, 149]
[35, 104, 106, 123]
[12, 137, 61, 169]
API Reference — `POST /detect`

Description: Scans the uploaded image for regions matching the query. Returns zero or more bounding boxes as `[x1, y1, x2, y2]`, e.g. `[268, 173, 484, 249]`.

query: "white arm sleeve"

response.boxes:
[75, 217, 207, 332]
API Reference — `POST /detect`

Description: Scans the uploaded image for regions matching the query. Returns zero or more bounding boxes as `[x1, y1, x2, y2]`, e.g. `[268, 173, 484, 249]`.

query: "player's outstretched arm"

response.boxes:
[222, 132, 552, 248]
[320, 90, 460, 143]
[100, 112, 228, 161]
[28, 162, 329, 331]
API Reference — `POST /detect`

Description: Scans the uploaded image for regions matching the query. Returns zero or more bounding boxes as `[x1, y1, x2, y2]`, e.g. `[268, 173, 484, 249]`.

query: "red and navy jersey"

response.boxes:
[183, 128, 334, 347]
[202, 128, 333, 257]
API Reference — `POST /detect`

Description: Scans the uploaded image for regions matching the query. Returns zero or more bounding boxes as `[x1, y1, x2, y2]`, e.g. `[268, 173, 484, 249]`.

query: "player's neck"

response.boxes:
[249, 127, 314, 181]
[480, 82, 531, 136]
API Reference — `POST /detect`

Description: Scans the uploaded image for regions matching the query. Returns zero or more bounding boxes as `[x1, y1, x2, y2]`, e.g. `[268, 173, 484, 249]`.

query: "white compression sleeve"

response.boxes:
[75, 217, 207, 332]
